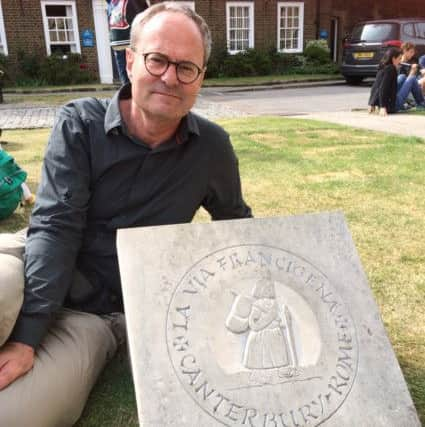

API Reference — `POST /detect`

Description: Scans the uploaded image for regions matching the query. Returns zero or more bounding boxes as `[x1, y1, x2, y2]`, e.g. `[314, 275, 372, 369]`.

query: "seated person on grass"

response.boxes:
[368, 47, 425, 115]
[397, 42, 425, 98]
[0, 3, 252, 427]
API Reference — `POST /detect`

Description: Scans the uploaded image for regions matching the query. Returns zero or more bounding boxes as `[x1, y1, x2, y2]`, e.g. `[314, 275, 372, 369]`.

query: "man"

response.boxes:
[0, 3, 251, 426]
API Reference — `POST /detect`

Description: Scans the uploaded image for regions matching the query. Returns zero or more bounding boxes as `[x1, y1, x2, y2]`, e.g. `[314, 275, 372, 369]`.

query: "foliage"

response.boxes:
[304, 39, 332, 65]
[205, 43, 229, 78]
[0, 53, 10, 84]
[206, 41, 336, 78]
[12, 52, 95, 86]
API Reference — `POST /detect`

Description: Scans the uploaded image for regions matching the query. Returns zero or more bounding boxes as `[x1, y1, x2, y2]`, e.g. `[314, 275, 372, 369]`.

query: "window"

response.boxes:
[0, 0, 7, 55]
[402, 23, 415, 38]
[415, 23, 425, 39]
[41, 1, 80, 55]
[226, 2, 254, 53]
[177, 1, 195, 10]
[277, 2, 304, 53]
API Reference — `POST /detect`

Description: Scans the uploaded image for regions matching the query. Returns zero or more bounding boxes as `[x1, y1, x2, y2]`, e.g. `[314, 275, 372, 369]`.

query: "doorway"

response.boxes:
[330, 17, 339, 62]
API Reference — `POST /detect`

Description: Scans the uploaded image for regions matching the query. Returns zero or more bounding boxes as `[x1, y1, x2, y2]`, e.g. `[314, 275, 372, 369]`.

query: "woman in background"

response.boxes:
[368, 47, 425, 115]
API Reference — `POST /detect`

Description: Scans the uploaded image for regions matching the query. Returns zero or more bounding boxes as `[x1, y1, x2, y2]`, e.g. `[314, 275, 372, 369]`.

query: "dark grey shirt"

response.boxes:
[11, 85, 252, 348]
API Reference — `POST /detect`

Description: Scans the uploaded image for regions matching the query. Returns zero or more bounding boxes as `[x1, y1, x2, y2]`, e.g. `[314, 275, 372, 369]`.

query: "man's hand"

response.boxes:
[0, 342, 35, 390]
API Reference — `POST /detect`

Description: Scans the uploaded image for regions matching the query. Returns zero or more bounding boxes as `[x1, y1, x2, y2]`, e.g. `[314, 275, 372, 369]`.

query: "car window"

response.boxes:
[415, 23, 425, 39]
[402, 23, 415, 38]
[351, 23, 398, 42]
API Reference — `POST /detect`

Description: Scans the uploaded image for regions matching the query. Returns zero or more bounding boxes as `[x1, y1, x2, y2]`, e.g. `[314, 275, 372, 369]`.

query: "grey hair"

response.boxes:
[130, 2, 212, 66]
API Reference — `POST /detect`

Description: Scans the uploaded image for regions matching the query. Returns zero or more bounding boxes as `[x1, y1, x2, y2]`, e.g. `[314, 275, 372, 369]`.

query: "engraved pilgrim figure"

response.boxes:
[226, 278, 297, 370]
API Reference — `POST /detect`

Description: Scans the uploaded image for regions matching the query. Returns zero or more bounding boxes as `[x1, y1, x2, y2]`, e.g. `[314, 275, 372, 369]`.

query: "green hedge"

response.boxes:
[4, 51, 96, 86]
[206, 40, 338, 78]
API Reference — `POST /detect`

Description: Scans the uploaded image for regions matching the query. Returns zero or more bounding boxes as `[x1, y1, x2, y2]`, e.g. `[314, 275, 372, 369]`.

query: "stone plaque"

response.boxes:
[117, 212, 420, 427]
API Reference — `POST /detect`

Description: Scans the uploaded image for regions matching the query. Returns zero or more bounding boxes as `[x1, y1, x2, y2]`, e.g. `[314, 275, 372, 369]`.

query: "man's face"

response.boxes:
[126, 12, 205, 122]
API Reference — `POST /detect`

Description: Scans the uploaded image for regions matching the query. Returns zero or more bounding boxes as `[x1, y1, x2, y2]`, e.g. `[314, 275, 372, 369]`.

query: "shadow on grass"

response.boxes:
[398, 351, 425, 425]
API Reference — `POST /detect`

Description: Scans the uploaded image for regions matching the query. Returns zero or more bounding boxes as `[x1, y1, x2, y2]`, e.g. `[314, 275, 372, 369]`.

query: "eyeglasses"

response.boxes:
[132, 51, 205, 84]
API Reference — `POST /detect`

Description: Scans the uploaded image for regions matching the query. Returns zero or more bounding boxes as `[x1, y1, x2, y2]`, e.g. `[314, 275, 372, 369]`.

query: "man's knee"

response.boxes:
[0, 254, 24, 346]
[0, 311, 118, 427]
[0, 229, 26, 260]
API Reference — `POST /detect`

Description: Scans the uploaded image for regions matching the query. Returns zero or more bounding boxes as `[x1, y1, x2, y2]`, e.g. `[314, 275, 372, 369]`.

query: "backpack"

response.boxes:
[0, 150, 27, 220]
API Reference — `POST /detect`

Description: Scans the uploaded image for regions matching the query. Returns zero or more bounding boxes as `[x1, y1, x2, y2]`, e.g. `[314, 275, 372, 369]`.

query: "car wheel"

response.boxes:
[344, 76, 364, 85]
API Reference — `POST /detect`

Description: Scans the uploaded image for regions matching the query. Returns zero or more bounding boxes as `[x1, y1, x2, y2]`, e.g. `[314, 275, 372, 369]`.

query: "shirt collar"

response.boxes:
[104, 83, 201, 142]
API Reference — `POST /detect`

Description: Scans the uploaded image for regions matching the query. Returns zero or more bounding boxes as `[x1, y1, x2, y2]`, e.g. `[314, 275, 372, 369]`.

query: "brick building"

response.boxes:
[0, 0, 423, 83]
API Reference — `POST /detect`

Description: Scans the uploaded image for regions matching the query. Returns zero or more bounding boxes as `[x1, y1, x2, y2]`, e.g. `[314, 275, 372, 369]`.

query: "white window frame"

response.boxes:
[177, 1, 195, 10]
[226, 1, 254, 54]
[0, 0, 8, 56]
[41, 0, 81, 55]
[277, 2, 304, 53]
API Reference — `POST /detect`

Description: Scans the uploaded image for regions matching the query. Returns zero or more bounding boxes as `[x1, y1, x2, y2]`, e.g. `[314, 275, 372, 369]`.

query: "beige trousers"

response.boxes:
[0, 231, 122, 427]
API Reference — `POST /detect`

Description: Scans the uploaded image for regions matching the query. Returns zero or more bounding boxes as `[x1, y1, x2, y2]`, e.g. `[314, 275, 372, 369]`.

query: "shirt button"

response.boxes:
[110, 295, 118, 303]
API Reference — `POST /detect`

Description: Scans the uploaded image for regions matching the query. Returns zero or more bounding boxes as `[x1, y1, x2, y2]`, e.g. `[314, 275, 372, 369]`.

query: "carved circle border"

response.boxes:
[166, 244, 360, 426]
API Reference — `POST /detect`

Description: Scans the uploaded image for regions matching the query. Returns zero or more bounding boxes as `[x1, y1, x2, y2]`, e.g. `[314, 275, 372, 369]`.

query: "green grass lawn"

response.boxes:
[0, 118, 424, 426]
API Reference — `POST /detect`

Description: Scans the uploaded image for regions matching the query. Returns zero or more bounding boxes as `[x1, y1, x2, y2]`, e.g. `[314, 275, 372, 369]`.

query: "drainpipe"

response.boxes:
[316, 0, 321, 39]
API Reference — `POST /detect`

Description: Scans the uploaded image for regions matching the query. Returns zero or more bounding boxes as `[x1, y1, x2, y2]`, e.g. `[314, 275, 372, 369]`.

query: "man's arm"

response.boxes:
[0, 103, 92, 388]
[202, 134, 252, 220]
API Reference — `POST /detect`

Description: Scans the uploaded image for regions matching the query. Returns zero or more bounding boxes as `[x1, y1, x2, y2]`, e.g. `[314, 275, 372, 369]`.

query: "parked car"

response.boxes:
[341, 18, 425, 85]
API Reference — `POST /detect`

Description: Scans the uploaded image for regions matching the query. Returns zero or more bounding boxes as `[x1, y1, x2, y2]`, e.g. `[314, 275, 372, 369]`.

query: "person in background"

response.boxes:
[106, 0, 151, 85]
[397, 42, 416, 91]
[368, 47, 425, 115]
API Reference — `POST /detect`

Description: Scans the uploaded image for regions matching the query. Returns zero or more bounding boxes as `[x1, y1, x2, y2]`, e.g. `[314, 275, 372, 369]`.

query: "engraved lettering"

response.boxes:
[182, 275, 207, 294]
[168, 245, 358, 427]
[278, 413, 290, 427]
[289, 409, 302, 427]
[263, 413, 278, 427]
[180, 354, 201, 386]
[299, 403, 319, 423]
[173, 305, 191, 331]
[243, 408, 258, 426]
[286, 261, 293, 273]
[217, 256, 227, 271]
[200, 268, 215, 282]
[173, 335, 189, 351]
[293, 265, 305, 277]
[244, 251, 256, 266]
[194, 380, 215, 401]
[337, 330, 352, 345]
[336, 363, 351, 381]
[315, 283, 339, 313]
[337, 345, 354, 373]
[213, 393, 230, 413]
[304, 273, 318, 287]
[334, 314, 349, 329]
[230, 252, 244, 269]
[275, 256, 287, 271]
[225, 402, 243, 422]
[259, 251, 272, 267]
[328, 374, 348, 396]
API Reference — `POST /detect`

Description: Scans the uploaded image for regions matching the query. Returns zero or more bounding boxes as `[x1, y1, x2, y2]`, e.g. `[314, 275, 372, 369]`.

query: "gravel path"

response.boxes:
[0, 97, 249, 130]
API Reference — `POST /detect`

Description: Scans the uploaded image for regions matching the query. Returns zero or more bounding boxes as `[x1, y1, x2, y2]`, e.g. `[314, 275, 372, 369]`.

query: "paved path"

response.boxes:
[0, 98, 249, 130]
[293, 111, 425, 139]
[0, 85, 423, 140]
[0, 107, 57, 129]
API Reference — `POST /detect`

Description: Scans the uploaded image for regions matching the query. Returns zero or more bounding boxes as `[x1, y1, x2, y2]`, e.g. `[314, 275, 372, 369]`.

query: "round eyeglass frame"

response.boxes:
[133, 50, 205, 84]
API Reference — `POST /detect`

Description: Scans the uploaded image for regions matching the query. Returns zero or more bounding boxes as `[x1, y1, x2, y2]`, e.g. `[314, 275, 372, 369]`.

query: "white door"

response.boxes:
[92, 0, 113, 84]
